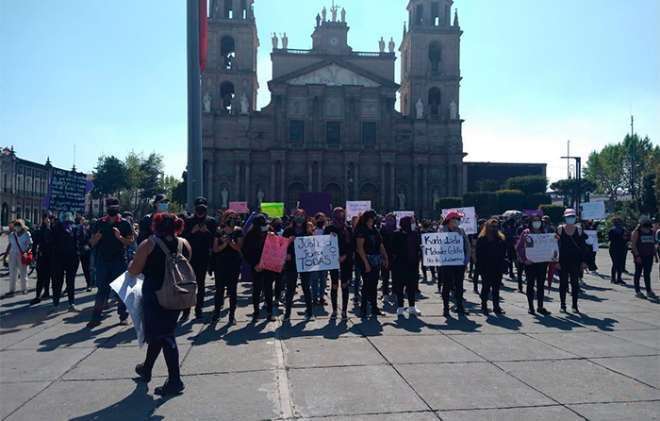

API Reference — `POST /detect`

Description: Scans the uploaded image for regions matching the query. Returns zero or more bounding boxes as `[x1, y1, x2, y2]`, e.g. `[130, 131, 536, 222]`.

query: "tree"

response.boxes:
[584, 144, 625, 201]
[550, 178, 596, 208]
[504, 175, 547, 195]
[621, 134, 660, 204]
[139, 153, 164, 200]
[656, 164, 660, 215]
[92, 155, 128, 199]
[495, 189, 526, 213]
[475, 179, 501, 192]
[641, 172, 658, 216]
[172, 171, 187, 206]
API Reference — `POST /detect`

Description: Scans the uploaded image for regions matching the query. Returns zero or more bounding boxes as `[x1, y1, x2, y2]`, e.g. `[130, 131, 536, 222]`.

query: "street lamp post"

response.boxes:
[186, 0, 203, 212]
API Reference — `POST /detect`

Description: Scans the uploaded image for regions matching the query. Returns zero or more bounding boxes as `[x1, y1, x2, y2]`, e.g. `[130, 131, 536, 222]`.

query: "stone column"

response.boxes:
[308, 162, 313, 191]
[390, 165, 395, 210]
[207, 158, 215, 204]
[234, 161, 240, 200]
[245, 161, 251, 202]
[380, 162, 385, 210]
[270, 161, 276, 202]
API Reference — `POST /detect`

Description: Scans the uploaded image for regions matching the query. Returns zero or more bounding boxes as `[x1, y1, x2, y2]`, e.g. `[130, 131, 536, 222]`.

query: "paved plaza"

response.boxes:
[1, 243, 659, 420]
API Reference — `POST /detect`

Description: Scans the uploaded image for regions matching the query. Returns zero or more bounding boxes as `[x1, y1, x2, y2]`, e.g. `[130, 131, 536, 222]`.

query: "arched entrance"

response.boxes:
[359, 183, 379, 211]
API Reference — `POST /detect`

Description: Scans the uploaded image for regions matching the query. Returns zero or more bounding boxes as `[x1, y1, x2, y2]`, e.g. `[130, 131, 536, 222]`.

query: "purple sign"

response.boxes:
[299, 192, 332, 216]
[523, 209, 544, 217]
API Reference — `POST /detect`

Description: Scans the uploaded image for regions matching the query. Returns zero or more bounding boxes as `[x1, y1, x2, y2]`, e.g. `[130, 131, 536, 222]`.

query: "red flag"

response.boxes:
[199, 0, 208, 72]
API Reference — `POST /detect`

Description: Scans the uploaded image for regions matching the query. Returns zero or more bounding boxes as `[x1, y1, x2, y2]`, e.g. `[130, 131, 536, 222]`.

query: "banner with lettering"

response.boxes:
[229, 201, 249, 214]
[524, 233, 559, 263]
[441, 207, 477, 235]
[346, 201, 371, 220]
[44, 168, 87, 215]
[421, 232, 465, 267]
[260, 202, 284, 217]
[580, 202, 606, 220]
[294, 234, 340, 272]
[258, 234, 290, 273]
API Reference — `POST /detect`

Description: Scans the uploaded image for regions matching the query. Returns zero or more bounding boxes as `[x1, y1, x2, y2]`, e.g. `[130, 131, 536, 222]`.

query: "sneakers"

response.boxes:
[86, 319, 101, 329]
[330, 311, 338, 320]
[118, 317, 130, 326]
[68, 305, 79, 313]
[636, 292, 647, 299]
[528, 308, 536, 315]
[154, 379, 184, 396]
[560, 306, 567, 313]
[29, 297, 41, 306]
[647, 291, 658, 299]
[493, 307, 505, 315]
[396, 307, 406, 316]
[538, 307, 551, 316]
[408, 306, 422, 316]
[135, 363, 151, 383]
[572, 305, 580, 314]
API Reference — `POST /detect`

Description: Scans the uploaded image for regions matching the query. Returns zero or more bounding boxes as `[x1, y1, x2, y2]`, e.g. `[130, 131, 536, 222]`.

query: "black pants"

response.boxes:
[609, 248, 626, 283]
[35, 256, 52, 298]
[284, 271, 312, 318]
[79, 252, 92, 288]
[330, 262, 352, 313]
[143, 335, 181, 384]
[252, 269, 275, 317]
[469, 260, 480, 290]
[634, 255, 654, 293]
[441, 265, 465, 310]
[180, 260, 209, 319]
[381, 267, 391, 295]
[361, 265, 380, 315]
[393, 265, 418, 308]
[480, 271, 502, 310]
[52, 255, 79, 306]
[559, 263, 580, 308]
[525, 263, 548, 310]
[214, 264, 240, 317]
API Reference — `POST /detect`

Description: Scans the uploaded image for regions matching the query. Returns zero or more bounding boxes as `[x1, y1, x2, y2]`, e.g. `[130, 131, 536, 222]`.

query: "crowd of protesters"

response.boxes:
[2, 194, 659, 396]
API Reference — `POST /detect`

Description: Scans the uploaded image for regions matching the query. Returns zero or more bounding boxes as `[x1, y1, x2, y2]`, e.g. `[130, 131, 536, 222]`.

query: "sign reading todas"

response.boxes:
[421, 232, 465, 267]
[45, 168, 87, 215]
[524, 233, 559, 263]
[229, 201, 249, 214]
[294, 234, 340, 273]
[346, 201, 371, 220]
[258, 234, 290, 273]
[260, 202, 284, 217]
[580, 201, 606, 220]
[585, 230, 599, 252]
[441, 207, 477, 235]
[299, 192, 332, 216]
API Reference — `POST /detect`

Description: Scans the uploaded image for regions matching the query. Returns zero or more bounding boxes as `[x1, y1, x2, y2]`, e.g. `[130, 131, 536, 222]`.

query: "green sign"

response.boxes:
[261, 202, 284, 217]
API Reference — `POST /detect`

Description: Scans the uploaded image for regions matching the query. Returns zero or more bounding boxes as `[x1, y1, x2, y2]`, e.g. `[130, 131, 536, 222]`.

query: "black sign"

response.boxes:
[46, 168, 87, 214]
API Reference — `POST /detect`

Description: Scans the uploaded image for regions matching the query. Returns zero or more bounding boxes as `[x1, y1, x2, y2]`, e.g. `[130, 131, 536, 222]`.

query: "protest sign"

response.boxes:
[394, 211, 415, 228]
[581, 201, 606, 220]
[258, 234, 290, 273]
[585, 230, 599, 252]
[261, 202, 284, 217]
[299, 192, 332, 216]
[45, 168, 87, 215]
[294, 234, 340, 272]
[110, 272, 145, 347]
[441, 207, 477, 235]
[524, 233, 559, 263]
[421, 232, 465, 267]
[524, 209, 544, 218]
[346, 201, 371, 220]
[229, 201, 249, 214]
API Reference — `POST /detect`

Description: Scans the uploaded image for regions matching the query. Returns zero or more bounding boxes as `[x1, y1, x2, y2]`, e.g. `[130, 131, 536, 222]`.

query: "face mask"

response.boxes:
[294, 216, 305, 224]
[260, 225, 269, 233]
[195, 206, 207, 215]
[107, 208, 119, 217]
[14, 225, 22, 232]
[157, 202, 169, 213]
[565, 217, 576, 225]
[532, 221, 542, 230]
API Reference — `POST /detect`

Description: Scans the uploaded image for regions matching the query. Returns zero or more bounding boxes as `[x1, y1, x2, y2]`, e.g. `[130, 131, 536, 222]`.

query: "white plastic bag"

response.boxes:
[110, 272, 145, 347]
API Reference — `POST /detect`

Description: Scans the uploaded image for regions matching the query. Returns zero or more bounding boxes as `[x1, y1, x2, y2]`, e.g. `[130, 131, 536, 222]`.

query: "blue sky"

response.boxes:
[1, 0, 658, 182]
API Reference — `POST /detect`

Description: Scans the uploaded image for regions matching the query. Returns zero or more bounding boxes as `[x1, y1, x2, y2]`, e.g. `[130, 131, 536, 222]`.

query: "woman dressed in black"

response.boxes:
[282, 209, 314, 322]
[354, 210, 389, 318]
[242, 214, 277, 323]
[129, 212, 189, 396]
[212, 210, 243, 324]
[324, 207, 354, 320]
[556, 208, 588, 313]
[391, 216, 422, 317]
[476, 218, 507, 315]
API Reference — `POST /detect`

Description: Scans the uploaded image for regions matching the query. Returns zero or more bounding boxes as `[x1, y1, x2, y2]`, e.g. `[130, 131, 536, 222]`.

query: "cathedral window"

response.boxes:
[428, 87, 441, 116]
[326, 122, 341, 146]
[220, 81, 235, 113]
[241, 0, 247, 19]
[415, 4, 424, 26]
[428, 42, 442, 73]
[431, 2, 440, 26]
[221, 36, 236, 70]
[362, 122, 377, 146]
[289, 120, 305, 143]
[224, 0, 234, 18]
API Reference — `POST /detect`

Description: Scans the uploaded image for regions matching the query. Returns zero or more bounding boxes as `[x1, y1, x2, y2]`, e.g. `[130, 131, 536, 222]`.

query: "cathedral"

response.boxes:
[202, 0, 464, 217]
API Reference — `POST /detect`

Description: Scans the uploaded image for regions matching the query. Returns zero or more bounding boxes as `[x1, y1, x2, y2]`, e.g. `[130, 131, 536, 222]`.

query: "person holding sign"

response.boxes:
[242, 214, 277, 322]
[211, 210, 244, 324]
[608, 217, 628, 285]
[475, 219, 507, 315]
[355, 210, 389, 318]
[324, 207, 354, 320]
[391, 216, 422, 317]
[515, 215, 551, 316]
[630, 216, 658, 299]
[556, 209, 588, 313]
[282, 209, 314, 322]
[439, 211, 471, 317]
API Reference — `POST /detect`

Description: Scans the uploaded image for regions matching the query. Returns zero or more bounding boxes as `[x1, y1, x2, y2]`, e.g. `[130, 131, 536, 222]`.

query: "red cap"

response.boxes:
[442, 211, 464, 225]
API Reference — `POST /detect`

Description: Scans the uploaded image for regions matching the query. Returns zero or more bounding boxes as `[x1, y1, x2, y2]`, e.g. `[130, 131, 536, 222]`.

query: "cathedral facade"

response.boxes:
[202, 0, 464, 217]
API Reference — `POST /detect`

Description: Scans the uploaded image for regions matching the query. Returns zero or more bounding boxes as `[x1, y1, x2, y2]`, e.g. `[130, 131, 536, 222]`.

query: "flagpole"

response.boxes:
[186, 0, 203, 212]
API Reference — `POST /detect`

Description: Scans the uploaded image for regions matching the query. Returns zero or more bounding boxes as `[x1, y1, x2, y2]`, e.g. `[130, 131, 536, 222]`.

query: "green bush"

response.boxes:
[528, 193, 552, 209]
[463, 191, 497, 218]
[539, 204, 565, 224]
[496, 189, 526, 213]
[504, 175, 548, 195]
[435, 197, 463, 212]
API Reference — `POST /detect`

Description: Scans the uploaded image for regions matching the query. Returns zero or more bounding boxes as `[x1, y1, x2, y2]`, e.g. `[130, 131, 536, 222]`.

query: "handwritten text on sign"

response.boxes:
[294, 235, 340, 273]
[441, 207, 477, 235]
[524, 233, 559, 263]
[421, 232, 465, 267]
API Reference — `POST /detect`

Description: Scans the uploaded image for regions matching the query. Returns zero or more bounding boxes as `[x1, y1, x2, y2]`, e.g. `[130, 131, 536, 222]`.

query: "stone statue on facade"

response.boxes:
[397, 191, 406, 210]
[240, 93, 249, 115]
[282, 32, 288, 49]
[316, 13, 321, 28]
[271, 32, 278, 50]
[378, 37, 385, 53]
[257, 187, 265, 205]
[388, 37, 395, 53]
[321, 6, 327, 22]
[449, 101, 458, 120]
[433, 189, 441, 210]
[341, 8, 346, 23]
[331, 5, 338, 22]
[220, 187, 229, 208]
[415, 98, 424, 119]
[203, 92, 212, 113]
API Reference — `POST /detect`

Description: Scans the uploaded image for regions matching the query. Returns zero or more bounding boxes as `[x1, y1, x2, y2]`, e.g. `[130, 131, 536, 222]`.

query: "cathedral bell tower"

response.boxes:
[205, 0, 259, 114]
[399, 0, 461, 120]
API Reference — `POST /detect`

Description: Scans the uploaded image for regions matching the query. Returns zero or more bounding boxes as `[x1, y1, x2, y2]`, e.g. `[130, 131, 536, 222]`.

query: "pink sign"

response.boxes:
[258, 234, 291, 273]
[229, 201, 249, 214]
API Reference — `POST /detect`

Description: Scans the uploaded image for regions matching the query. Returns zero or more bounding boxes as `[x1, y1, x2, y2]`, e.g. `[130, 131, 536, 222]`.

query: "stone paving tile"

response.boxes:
[182, 336, 278, 374]
[278, 317, 363, 339]
[437, 405, 583, 421]
[0, 347, 93, 382]
[7, 320, 129, 351]
[498, 359, 660, 404]
[369, 334, 484, 364]
[605, 328, 660, 350]
[528, 330, 659, 358]
[0, 380, 49, 420]
[287, 365, 428, 418]
[590, 355, 660, 388]
[396, 362, 554, 411]
[297, 412, 440, 421]
[568, 401, 660, 420]
[283, 337, 385, 368]
[616, 311, 660, 327]
[451, 332, 576, 362]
